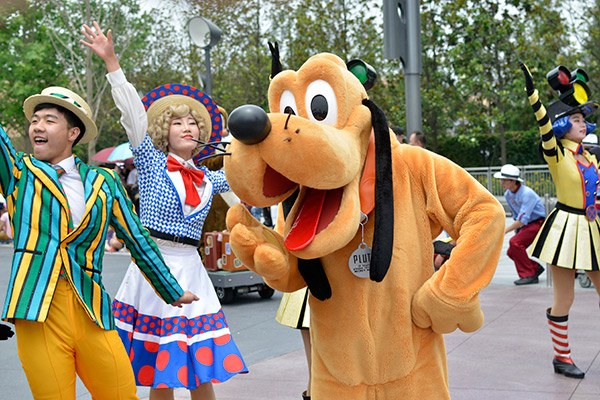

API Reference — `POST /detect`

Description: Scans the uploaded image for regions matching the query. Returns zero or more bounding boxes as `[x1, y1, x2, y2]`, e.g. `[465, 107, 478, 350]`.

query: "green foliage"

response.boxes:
[580, 0, 600, 127]
[185, 0, 273, 113]
[0, 8, 68, 147]
[37, 0, 189, 161]
[437, 129, 544, 167]
[1, 0, 599, 170]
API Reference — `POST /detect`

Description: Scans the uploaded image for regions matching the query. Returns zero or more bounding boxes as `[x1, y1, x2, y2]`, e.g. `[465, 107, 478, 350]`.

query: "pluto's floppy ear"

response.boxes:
[282, 190, 332, 301]
[361, 99, 394, 282]
[347, 59, 377, 91]
[268, 41, 283, 79]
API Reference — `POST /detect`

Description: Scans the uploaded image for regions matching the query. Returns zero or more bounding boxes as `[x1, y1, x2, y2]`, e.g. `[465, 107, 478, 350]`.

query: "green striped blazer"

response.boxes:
[0, 124, 183, 329]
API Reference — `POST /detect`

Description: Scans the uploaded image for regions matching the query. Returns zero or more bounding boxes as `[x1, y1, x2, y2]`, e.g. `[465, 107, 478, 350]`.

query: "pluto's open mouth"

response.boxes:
[263, 164, 343, 251]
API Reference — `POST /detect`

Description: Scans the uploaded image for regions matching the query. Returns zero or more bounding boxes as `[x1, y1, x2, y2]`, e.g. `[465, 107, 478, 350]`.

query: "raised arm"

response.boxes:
[80, 21, 147, 147]
[520, 62, 561, 162]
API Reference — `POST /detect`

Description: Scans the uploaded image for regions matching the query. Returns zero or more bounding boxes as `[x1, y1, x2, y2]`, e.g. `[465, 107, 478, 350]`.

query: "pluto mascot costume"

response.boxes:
[224, 46, 505, 399]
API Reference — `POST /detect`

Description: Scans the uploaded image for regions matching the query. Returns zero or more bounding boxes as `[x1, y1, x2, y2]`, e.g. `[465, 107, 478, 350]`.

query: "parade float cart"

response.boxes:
[203, 231, 275, 303]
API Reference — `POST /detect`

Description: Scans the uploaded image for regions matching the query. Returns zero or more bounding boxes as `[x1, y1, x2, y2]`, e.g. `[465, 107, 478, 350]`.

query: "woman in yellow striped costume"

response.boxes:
[521, 63, 600, 379]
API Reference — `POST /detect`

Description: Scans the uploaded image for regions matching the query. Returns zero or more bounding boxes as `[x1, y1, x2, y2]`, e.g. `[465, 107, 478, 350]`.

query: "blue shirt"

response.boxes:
[504, 184, 546, 225]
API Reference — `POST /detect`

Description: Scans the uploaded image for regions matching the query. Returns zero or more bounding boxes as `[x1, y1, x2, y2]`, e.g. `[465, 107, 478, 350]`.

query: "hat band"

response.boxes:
[49, 93, 89, 116]
[502, 173, 520, 179]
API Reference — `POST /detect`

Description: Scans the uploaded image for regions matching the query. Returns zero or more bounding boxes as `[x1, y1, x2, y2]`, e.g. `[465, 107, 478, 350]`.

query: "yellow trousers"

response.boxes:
[15, 279, 138, 400]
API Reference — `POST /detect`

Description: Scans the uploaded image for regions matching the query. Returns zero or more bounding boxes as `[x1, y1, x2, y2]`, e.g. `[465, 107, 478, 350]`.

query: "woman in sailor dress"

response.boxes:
[522, 63, 600, 380]
[87, 25, 247, 399]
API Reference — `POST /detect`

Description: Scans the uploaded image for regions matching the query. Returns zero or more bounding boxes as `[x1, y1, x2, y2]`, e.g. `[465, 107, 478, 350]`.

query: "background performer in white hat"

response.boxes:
[493, 164, 546, 285]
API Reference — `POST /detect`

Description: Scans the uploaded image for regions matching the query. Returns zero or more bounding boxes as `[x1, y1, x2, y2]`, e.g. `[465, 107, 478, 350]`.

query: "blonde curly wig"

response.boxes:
[147, 104, 209, 157]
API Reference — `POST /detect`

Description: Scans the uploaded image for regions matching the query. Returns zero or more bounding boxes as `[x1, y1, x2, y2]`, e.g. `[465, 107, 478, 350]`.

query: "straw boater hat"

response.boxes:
[493, 164, 524, 182]
[22, 86, 98, 144]
[141, 83, 223, 160]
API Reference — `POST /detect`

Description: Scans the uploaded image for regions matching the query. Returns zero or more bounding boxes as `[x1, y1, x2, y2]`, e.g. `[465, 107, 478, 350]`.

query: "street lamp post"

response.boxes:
[188, 17, 222, 96]
[383, 0, 422, 136]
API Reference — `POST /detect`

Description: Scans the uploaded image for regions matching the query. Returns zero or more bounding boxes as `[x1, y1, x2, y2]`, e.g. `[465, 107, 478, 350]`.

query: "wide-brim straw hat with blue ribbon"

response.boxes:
[23, 86, 98, 144]
[142, 83, 223, 160]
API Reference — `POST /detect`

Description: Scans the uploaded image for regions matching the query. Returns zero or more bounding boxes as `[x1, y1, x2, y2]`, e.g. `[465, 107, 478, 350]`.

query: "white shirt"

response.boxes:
[54, 155, 85, 227]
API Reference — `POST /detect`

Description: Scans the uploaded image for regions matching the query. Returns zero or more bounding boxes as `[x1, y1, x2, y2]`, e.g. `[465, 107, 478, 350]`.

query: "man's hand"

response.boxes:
[0, 323, 14, 340]
[80, 21, 120, 73]
[171, 291, 199, 308]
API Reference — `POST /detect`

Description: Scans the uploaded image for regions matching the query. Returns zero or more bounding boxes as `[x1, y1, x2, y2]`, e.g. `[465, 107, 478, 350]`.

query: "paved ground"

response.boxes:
[2, 219, 600, 399]
[154, 231, 600, 399]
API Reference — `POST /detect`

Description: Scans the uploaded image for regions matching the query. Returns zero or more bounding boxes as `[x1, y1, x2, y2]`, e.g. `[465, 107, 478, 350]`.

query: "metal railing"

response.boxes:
[465, 164, 555, 198]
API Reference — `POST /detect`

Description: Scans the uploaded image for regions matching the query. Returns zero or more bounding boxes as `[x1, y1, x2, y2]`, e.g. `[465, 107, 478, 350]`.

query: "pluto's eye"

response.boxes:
[305, 80, 337, 126]
[280, 90, 298, 116]
[310, 95, 327, 121]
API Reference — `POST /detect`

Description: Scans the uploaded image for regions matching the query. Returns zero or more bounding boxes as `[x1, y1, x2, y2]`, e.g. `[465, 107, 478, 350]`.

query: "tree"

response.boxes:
[580, 0, 600, 128]
[37, 0, 163, 160]
[0, 5, 67, 151]
[184, 0, 385, 115]
[431, 0, 568, 164]
[0, 0, 587, 168]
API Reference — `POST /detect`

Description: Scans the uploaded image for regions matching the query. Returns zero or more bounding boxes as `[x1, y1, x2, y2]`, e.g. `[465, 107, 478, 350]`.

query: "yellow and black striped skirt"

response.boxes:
[275, 287, 310, 329]
[528, 202, 600, 271]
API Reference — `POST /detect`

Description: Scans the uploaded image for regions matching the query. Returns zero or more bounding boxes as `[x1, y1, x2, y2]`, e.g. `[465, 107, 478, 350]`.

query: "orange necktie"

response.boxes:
[166, 155, 205, 207]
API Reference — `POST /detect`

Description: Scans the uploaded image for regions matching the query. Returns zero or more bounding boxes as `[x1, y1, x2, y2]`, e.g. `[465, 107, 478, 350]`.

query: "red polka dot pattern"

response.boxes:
[195, 346, 214, 366]
[177, 341, 188, 352]
[156, 350, 170, 371]
[223, 354, 245, 373]
[144, 341, 159, 353]
[138, 365, 155, 386]
[113, 302, 248, 389]
[177, 366, 189, 386]
[213, 333, 231, 346]
[113, 300, 227, 337]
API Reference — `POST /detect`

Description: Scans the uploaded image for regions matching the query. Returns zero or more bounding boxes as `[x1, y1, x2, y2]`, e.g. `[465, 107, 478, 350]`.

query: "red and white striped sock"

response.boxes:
[546, 308, 573, 363]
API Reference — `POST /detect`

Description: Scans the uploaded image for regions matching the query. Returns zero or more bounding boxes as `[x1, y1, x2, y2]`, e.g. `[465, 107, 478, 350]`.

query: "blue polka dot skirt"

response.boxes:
[112, 239, 248, 388]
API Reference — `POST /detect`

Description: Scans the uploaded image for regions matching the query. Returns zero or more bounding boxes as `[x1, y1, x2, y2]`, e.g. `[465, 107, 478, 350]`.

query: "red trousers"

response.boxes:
[507, 219, 544, 278]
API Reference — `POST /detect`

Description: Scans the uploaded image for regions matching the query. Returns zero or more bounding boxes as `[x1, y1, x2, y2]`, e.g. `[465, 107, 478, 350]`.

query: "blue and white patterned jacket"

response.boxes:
[134, 135, 229, 240]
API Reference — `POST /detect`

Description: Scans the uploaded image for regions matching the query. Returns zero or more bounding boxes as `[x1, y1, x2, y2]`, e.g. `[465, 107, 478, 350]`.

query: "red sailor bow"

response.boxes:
[167, 155, 205, 207]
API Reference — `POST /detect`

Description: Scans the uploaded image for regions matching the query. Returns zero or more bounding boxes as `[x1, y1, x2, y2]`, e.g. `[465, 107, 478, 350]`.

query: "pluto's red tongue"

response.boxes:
[285, 188, 326, 251]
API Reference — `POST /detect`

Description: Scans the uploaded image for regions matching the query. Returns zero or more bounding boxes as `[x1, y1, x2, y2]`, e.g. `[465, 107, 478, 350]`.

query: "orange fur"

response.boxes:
[224, 53, 505, 399]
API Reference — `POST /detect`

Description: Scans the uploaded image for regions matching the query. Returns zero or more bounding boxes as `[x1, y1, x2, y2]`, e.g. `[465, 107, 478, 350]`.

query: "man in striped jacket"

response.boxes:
[0, 86, 198, 399]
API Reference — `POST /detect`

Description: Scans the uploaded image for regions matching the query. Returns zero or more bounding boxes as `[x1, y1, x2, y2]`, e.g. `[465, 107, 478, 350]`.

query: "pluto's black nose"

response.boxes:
[228, 105, 271, 145]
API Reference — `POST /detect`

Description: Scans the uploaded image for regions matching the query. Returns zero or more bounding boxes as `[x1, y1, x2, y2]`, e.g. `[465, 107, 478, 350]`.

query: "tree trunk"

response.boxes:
[84, 0, 97, 162]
